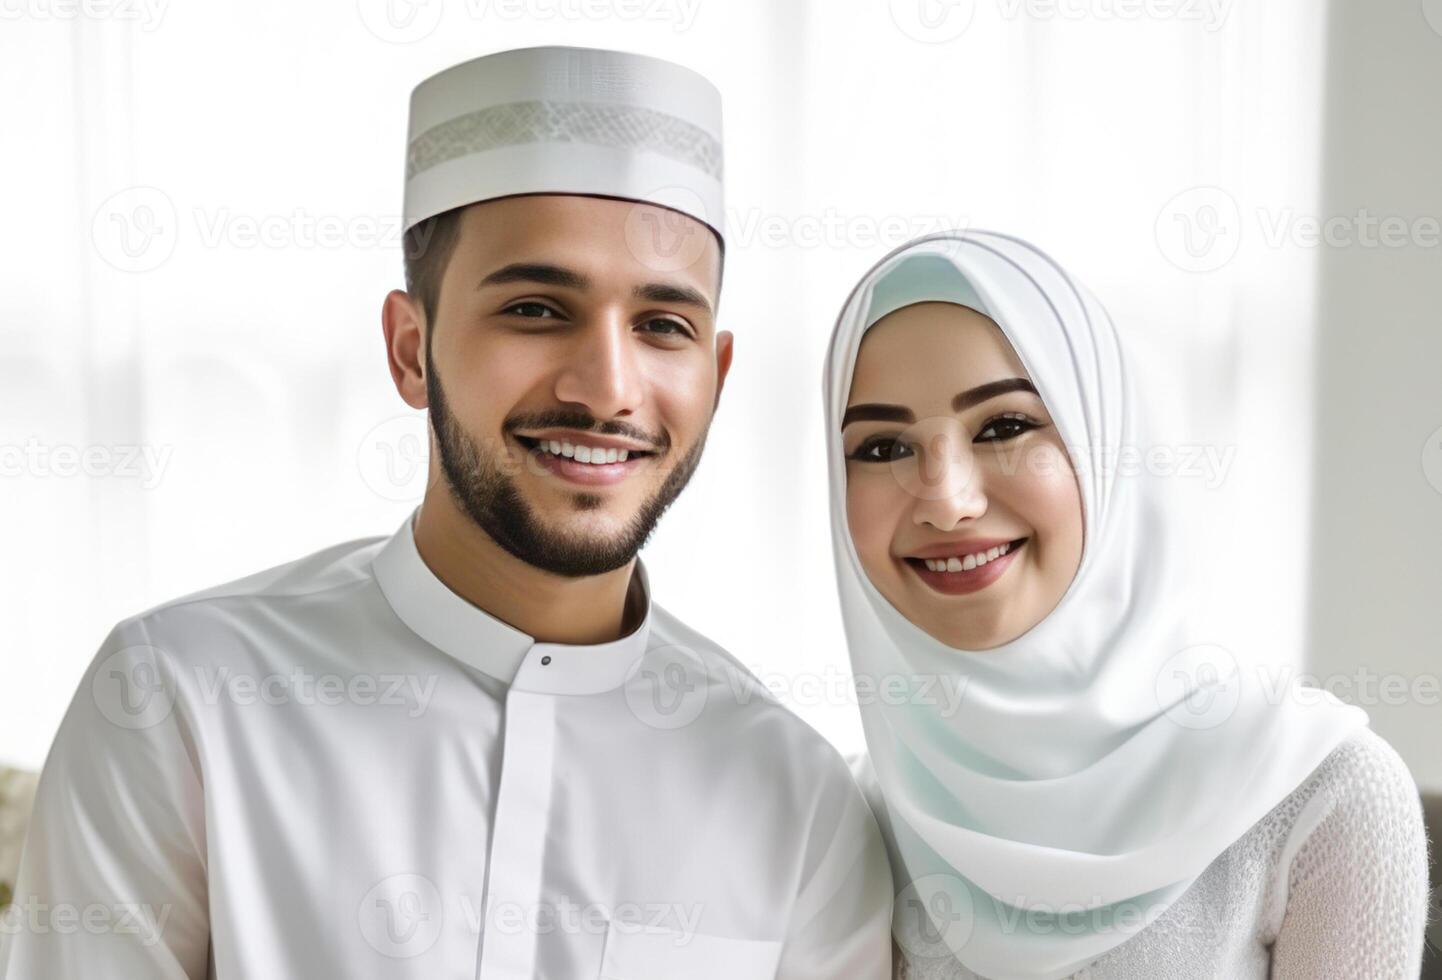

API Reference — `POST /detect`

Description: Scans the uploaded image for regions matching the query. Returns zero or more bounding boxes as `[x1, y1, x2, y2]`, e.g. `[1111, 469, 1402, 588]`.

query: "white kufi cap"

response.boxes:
[402, 45, 724, 242]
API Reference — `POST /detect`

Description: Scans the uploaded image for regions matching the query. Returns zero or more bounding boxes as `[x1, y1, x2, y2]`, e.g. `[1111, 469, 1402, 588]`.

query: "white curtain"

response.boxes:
[0, 0, 1328, 768]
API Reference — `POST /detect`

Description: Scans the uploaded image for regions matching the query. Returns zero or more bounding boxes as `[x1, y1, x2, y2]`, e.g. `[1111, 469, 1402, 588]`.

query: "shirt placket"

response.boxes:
[475, 679, 557, 979]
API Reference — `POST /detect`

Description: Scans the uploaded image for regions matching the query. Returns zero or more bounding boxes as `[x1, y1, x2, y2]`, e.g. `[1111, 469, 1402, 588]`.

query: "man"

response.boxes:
[0, 46, 893, 978]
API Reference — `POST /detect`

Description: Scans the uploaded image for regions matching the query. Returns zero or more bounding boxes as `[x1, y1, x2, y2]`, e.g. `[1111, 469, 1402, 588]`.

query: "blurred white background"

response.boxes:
[1, 0, 1438, 788]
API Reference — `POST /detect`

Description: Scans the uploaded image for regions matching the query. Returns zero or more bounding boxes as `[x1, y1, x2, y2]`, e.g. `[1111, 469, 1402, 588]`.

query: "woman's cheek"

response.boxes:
[1003, 443, 1084, 578]
[847, 475, 902, 583]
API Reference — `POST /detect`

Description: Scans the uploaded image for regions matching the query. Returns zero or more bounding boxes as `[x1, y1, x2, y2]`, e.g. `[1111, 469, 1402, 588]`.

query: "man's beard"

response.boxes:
[425, 342, 707, 577]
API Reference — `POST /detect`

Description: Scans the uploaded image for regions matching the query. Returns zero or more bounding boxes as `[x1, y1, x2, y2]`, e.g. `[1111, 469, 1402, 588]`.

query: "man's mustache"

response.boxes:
[503, 410, 669, 454]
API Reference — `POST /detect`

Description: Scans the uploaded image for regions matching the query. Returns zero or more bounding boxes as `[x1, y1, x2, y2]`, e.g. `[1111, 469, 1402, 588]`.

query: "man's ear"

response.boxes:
[713, 329, 734, 412]
[381, 289, 428, 410]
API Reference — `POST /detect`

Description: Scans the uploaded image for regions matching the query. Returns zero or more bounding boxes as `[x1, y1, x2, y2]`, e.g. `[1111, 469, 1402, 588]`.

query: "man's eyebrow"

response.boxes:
[634, 282, 713, 317]
[477, 263, 590, 291]
[476, 263, 714, 318]
[841, 377, 1039, 430]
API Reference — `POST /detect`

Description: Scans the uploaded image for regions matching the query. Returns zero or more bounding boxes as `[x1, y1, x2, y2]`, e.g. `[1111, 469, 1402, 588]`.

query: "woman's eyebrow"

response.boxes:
[842, 377, 1039, 430]
[841, 403, 913, 429]
[953, 377, 1038, 411]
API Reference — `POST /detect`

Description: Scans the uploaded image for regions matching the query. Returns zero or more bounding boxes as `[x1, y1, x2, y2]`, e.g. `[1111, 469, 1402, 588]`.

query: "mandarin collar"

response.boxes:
[371, 507, 654, 694]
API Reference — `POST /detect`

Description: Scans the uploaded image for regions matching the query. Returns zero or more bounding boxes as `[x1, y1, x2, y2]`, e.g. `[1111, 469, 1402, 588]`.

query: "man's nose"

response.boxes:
[552, 312, 645, 419]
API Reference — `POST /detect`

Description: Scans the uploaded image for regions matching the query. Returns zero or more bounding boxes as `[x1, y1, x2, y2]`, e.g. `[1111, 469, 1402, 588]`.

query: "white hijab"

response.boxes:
[823, 231, 1368, 979]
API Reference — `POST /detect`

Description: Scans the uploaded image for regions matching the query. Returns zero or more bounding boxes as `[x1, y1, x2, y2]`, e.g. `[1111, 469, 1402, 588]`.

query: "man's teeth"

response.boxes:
[922, 541, 1013, 573]
[538, 440, 630, 465]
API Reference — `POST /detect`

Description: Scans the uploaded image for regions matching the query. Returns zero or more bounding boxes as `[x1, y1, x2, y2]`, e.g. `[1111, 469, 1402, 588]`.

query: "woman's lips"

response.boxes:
[904, 539, 1026, 596]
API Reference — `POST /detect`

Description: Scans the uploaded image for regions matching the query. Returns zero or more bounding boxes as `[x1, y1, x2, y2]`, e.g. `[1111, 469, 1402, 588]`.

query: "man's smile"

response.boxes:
[513, 433, 658, 486]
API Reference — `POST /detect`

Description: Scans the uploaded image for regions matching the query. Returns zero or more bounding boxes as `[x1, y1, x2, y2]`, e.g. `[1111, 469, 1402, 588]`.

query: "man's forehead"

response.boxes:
[460, 195, 722, 303]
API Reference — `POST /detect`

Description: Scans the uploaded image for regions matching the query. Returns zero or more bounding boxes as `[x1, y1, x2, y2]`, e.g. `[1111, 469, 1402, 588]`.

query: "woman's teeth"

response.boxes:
[922, 540, 1016, 573]
[538, 440, 629, 465]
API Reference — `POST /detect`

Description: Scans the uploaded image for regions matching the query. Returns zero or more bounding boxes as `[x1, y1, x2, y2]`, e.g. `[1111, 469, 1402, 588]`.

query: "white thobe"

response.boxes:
[1, 508, 892, 979]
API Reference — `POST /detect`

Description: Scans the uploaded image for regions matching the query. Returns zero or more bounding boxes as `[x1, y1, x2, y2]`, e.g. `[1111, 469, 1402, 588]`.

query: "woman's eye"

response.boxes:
[847, 437, 914, 463]
[976, 413, 1039, 441]
[503, 301, 560, 319]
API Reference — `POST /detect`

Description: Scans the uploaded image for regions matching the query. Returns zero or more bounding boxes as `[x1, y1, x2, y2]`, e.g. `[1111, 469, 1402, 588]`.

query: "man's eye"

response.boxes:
[639, 318, 689, 337]
[504, 301, 560, 319]
[847, 437, 914, 462]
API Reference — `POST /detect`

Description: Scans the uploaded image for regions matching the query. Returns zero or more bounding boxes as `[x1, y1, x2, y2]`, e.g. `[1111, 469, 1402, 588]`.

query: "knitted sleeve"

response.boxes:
[1268, 727, 1433, 980]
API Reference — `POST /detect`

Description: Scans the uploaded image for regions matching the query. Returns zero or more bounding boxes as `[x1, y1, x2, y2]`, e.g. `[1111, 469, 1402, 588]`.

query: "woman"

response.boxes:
[823, 231, 1432, 979]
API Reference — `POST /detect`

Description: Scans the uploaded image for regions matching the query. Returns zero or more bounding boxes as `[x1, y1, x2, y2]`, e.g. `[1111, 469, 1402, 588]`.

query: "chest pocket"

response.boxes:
[598, 921, 784, 980]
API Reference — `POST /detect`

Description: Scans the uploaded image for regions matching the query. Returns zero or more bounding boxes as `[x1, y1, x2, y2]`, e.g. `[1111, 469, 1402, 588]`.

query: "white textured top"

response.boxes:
[854, 727, 1433, 980]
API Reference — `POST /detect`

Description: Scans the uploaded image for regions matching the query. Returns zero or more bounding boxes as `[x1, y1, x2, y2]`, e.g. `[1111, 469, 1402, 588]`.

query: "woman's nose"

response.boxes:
[908, 433, 988, 530]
